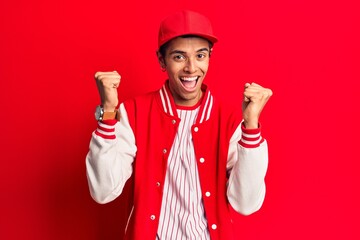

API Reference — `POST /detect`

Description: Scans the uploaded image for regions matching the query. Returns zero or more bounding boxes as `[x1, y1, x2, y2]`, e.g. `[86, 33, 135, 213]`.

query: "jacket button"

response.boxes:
[172, 119, 176, 124]
[163, 149, 167, 154]
[199, 157, 205, 163]
[156, 182, 161, 187]
[150, 215, 156, 220]
[194, 127, 199, 132]
[205, 191, 211, 197]
[211, 224, 217, 230]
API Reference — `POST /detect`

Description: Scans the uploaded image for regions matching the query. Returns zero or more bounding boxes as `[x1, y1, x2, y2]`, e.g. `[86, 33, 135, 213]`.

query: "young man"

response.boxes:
[86, 10, 272, 240]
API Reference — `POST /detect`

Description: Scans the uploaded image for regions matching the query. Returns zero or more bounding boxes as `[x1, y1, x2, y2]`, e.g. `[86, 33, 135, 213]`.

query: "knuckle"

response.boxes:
[95, 72, 106, 81]
[94, 72, 100, 79]
[264, 89, 272, 97]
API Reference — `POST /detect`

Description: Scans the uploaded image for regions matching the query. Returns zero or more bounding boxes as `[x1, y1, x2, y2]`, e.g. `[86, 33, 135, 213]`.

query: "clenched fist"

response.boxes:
[242, 83, 273, 129]
[94, 71, 121, 112]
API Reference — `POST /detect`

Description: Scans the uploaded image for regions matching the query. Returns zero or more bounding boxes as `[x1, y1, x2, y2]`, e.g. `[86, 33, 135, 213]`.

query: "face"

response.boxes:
[158, 37, 211, 107]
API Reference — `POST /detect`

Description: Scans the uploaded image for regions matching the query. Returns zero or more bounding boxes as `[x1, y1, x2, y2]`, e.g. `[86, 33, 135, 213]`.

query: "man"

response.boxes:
[86, 10, 272, 240]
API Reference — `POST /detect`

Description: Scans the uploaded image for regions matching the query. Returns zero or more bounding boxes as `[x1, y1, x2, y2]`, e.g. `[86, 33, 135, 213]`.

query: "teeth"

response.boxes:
[181, 76, 198, 81]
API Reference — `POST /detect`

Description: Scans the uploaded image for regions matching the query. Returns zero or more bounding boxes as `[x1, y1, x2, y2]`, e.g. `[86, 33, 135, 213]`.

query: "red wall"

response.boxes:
[1, 0, 359, 239]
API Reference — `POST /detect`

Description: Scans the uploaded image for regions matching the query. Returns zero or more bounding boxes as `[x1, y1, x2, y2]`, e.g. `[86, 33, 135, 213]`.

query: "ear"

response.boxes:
[209, 48, 213, 57]
[156, 51, 166, 69]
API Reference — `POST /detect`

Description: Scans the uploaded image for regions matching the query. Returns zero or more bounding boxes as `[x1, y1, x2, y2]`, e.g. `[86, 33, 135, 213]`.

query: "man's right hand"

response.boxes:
[94, 71, 121, 112]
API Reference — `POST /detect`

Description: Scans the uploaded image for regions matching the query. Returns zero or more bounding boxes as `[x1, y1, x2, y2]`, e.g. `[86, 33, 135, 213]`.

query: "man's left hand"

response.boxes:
[242, 83, 273, 129]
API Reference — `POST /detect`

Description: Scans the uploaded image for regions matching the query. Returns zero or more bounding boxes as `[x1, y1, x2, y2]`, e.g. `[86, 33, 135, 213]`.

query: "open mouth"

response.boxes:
[180, 76, 199, 90]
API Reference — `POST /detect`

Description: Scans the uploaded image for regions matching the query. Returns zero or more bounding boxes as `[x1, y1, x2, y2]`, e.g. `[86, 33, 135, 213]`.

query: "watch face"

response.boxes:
[95, 105, 103, 121]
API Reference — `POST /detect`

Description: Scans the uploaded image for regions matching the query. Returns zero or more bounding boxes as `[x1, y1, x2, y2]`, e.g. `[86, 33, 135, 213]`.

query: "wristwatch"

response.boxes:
[95, 105, 117, 121]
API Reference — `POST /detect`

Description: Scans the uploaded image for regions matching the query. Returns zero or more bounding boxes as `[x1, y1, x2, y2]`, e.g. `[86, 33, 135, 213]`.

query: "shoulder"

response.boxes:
[120, 88, 164, 120]
[122, 89, 159, 106]
[212, 93, 242, 118]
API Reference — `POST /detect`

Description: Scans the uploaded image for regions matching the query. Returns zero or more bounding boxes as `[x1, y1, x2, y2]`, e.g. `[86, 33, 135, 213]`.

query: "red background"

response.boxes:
[1, 0, 359, 239]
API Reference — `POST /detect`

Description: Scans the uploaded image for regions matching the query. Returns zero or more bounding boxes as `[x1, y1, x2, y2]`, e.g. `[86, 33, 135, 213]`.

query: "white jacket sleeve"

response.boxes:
[226, 122, 268, 215]
[86, 103, 137, 204]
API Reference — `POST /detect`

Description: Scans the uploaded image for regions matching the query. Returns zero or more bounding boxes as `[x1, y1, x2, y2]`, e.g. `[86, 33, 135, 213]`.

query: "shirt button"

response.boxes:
[156, 182, 161, 187]
[199, 157, 205, 163]
[205, 191, 211, 197]
[150, 215, 156, 220]
[163, 149, 167, 154]
[211, 224, 217, 230]
[172, 119, 176, 124]
[194, 127, 199, 132]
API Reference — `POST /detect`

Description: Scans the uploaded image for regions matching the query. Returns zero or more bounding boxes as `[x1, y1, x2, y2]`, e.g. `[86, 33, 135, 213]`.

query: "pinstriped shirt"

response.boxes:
[157, 105, 210, 240]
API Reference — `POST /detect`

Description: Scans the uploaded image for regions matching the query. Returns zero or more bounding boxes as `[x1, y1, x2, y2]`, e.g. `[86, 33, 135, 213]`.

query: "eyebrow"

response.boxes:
[169, 48, 209, 55]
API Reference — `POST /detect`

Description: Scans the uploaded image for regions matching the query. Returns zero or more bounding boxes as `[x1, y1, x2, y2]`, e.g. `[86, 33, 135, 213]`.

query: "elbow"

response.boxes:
[90, 192, 114, 205]
[232, 198, 265, 216]
[89, 185, 120, 204]
[235, 201, 263, 216]
[229, 185, 266, 216]
[86, 164, 123, 204]
[87, 176, 122, 204]
[90, 193, 108, 204]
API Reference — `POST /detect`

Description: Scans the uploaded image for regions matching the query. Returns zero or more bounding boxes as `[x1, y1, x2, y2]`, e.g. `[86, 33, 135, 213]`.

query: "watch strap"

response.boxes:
[102, 110, 118, 120]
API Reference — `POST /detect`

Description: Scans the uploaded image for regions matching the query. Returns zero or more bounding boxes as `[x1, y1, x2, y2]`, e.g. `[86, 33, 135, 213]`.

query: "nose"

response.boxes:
[184, 58, 196, 73]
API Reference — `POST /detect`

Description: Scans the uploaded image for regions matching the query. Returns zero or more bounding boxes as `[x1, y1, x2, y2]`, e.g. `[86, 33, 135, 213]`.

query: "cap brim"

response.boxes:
[159, 33, 218, 48]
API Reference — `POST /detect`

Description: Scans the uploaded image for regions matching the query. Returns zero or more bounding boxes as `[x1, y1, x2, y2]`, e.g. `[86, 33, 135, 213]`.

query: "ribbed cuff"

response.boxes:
[94, 120, 117, 139]
[239, 122, 264, 148]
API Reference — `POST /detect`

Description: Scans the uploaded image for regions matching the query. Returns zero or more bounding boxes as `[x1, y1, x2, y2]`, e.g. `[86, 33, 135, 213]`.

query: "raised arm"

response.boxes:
[86, 71, 137, 204]
[227, 83, 272, 215]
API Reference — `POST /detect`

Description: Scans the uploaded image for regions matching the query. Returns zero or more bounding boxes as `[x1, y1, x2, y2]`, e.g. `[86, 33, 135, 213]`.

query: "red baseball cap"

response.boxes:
[158, 10, 218, 48]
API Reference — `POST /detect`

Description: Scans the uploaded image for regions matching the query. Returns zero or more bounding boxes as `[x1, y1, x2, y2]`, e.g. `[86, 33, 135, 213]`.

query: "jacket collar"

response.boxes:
[158, 81, 214, 124]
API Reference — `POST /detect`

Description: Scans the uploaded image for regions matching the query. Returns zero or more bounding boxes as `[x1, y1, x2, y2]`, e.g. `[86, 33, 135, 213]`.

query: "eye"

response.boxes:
[174, 55, 185, 61]
[197, 53, 207, 59]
